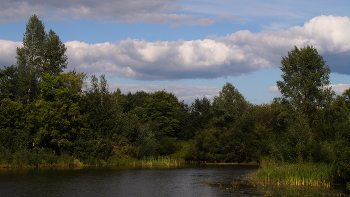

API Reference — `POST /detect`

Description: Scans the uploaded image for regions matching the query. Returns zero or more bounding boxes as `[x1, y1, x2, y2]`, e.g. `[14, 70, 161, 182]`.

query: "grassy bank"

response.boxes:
[0, 150, 181, 168]
[249, 162, 337, 187]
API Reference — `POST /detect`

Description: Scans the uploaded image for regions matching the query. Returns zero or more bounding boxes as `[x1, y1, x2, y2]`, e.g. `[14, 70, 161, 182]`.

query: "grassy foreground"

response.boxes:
[249, 162, 337, 187]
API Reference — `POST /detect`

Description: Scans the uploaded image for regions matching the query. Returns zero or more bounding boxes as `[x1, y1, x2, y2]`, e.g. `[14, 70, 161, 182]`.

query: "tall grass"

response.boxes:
[249, 161, 337, 187]
[109, 156, 180, 166]
[0, 147, 180, 168]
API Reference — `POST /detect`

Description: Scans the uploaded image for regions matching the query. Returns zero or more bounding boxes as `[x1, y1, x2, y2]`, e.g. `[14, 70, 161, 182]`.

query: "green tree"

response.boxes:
[211, 82, 249, 127]
[190, 96, 213, 131]
[277, 45, 334, 121]
[32, 71, 87, 155]
[143, 90, 180, 139]
[84, 75, 118, 136]
[76, 75, 121, 161]
[43, 30, 68, 75]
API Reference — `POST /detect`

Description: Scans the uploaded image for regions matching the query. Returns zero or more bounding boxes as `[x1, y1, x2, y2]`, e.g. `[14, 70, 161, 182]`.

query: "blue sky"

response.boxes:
[1, 0, 350, 104]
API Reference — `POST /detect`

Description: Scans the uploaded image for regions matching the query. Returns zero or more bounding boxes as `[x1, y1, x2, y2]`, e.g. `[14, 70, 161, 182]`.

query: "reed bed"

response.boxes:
[135, 156, 180, 166]
[249, 162, 336, 187]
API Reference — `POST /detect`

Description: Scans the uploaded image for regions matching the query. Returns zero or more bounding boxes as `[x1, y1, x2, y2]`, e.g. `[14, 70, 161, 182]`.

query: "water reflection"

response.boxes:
[0, 164, 348, 196]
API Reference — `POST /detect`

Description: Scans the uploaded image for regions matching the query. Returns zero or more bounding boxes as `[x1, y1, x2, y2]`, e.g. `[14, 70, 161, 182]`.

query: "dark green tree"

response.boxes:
[143, 90, 180, 139]
[76, 75, 120, 161]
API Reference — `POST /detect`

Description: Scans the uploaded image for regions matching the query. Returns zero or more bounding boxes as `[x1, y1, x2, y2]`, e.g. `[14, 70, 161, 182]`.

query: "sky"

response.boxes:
[1, 0, 350, 104]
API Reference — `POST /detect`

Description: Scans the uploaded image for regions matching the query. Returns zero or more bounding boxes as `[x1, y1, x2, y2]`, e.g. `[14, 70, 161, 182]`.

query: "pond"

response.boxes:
[0, 164, 348, 196]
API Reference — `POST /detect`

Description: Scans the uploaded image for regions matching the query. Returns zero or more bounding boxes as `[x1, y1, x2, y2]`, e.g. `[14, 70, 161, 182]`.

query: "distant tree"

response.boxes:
[277, 46, 334, 121]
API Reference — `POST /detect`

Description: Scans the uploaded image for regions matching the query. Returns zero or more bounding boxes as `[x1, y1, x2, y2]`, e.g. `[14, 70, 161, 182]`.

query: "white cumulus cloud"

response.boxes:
[62, 15, 350, 80]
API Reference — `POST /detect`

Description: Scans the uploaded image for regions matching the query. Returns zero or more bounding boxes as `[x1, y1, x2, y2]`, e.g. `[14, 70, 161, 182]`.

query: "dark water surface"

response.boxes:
[0, 164, 348, 197]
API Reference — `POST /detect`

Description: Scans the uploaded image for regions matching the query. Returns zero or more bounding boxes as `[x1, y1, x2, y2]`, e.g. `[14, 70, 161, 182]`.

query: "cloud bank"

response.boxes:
[1, 15, 350, 81]
[0, 0, 230, 26]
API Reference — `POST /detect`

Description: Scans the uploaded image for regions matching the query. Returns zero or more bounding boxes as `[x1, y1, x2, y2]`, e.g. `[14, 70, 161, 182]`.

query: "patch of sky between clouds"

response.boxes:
[0, 21, 27, 42]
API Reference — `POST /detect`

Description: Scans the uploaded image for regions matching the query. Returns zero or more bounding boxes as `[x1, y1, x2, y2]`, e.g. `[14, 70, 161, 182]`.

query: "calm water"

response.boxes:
[0, 164, 347, 197]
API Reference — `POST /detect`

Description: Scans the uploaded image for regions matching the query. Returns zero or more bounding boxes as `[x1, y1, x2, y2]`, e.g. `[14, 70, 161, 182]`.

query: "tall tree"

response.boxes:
[15, 14, 67, 103]
[277, 46, 334, 120]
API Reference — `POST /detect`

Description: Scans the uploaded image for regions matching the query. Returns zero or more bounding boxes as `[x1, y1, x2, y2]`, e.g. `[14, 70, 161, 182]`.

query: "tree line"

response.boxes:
[1, 15, 350, 178]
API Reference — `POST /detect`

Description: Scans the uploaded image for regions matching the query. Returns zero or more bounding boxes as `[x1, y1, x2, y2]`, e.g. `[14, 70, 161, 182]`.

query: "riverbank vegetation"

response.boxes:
[2, 15, 350, 187]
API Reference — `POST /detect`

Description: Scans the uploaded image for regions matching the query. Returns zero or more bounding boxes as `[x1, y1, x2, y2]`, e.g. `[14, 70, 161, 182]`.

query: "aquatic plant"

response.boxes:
[249, 161, 337, 187]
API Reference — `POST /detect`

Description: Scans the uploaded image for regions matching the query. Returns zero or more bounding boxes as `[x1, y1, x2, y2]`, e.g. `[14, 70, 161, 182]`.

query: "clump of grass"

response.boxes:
[249, 161, 336, 187]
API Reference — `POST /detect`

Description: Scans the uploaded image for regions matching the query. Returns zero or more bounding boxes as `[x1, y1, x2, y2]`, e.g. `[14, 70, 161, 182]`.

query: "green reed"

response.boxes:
[250, 162, 336, 187]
